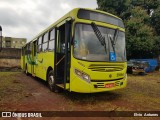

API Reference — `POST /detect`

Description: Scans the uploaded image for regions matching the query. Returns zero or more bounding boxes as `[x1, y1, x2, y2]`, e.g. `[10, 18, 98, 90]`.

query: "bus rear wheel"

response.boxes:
[47, 70, 58, 92]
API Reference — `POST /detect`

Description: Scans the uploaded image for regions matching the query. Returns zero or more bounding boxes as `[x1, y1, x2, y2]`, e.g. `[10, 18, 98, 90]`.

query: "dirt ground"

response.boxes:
[0, 71, 159, 120]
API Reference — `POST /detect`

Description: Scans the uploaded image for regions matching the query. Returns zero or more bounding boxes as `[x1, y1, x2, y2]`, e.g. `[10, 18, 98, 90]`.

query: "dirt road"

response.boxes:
[0, 72, 159, 120]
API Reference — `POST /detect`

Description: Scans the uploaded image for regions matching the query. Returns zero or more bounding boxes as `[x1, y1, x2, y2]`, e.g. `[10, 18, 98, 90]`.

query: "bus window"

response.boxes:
[28, 43, 32, 54]
[33, 40, 37, 56]
[50, 29, 55, 40]
[58, 24, 65, 53]
[24, 46, 27, 55]
[42, 32, 48, 52]
[37, 36, 42, 52]
[48, 29, 55, 51]
[43, 32, 48, 43]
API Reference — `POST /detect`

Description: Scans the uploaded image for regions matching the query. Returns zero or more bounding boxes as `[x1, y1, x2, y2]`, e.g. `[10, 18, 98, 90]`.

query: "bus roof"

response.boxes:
[26, 8, 122, 44]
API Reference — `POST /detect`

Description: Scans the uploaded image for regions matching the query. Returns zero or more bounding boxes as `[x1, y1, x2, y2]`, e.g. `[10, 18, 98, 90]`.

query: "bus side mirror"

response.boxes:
[0, 26, 2, 52]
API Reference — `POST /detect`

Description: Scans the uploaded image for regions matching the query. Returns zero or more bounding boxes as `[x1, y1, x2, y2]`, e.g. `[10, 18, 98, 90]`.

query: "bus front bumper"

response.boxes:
[70, 75, 127, 93]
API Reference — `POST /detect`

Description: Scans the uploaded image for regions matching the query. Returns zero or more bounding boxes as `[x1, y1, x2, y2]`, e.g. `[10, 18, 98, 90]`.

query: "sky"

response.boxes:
[0, 0, 98, 42]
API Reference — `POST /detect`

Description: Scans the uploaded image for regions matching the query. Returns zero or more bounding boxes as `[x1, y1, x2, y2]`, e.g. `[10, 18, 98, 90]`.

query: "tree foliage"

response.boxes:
[151, 6, 160, 35]
[97, 0, 160, 59]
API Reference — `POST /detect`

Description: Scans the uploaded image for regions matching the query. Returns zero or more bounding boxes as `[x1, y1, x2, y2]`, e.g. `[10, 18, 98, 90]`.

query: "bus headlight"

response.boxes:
[74, 69, 91, 83]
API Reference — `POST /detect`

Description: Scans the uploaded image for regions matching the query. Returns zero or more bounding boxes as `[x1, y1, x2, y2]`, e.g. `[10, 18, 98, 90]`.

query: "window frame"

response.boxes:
[37, 36, 43, 53]
[48, 28, 55, 51]
[42, 32, 49, 52]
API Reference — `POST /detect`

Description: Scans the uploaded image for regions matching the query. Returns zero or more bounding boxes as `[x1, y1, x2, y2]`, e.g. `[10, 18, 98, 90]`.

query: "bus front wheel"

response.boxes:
[47, 70, 58, 92]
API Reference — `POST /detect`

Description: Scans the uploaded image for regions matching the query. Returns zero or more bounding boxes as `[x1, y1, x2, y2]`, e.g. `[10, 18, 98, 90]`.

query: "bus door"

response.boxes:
[21, 46, 25, 69]
[36, 36, 43, 79]
[54, 20, 71, 90]
[32, 40, 37, 76]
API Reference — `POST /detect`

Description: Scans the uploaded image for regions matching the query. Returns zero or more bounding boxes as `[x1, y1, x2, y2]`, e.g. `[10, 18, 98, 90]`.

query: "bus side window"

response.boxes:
[25, 46, 28, 55]
[42, 32, 48, 52]
[30, 43, 32, 54]
[33, 40, 37, 56]
[48, 29, 55, 51]
[27, 43, 31, 54]
[27, 43, 32, 54]
[21, 47, 24, 56]
[37, 36, 42, 53]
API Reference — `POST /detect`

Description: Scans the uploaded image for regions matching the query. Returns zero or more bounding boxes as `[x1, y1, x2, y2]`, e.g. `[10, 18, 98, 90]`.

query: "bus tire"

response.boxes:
[47, 70, 58, 92]
[25, 64, 29, 76]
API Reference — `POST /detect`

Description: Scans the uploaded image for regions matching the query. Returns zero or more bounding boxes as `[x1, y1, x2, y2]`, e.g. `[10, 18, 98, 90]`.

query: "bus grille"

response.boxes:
[95, 81, 121, 88]
[88, 64, 124, 72]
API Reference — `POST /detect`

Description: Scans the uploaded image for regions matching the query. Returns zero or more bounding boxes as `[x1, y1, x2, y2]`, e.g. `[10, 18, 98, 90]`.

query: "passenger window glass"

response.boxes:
[42, 42, 48, 52]
[50, 29, 55, 40]
[38, 37, 42, 45]
[48, 40, 54, 51]
[38, 45, 42, 53]
[43, 32, 48, 43]
[48, 28, 55, 51]
[38, 37, 42, 52]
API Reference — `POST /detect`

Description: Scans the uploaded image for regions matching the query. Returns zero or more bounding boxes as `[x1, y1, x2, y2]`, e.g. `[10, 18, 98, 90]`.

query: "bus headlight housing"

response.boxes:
[74, 69, 91, 83]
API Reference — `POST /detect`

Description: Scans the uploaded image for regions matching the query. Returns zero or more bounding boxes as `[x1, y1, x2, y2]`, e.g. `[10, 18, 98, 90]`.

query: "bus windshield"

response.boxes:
[73, 23, 126, 62]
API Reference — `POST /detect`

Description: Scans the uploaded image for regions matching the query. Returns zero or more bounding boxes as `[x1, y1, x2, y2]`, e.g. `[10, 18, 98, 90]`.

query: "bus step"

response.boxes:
[56, 83, 70, 90]
[56, 84, 64, 88]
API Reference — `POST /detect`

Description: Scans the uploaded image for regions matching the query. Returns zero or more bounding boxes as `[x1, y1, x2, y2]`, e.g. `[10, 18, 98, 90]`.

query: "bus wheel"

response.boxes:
[25, 65, 29, 75]
[47, 70, 58, 92]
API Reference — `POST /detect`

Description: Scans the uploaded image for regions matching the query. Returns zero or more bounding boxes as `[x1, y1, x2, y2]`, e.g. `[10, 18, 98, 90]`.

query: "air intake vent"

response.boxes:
[88, 64, 124, 72]
[94, 81, 120, 88]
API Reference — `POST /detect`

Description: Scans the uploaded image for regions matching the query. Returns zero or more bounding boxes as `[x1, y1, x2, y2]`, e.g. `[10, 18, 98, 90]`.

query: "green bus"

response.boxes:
[21, 8, 127, 93]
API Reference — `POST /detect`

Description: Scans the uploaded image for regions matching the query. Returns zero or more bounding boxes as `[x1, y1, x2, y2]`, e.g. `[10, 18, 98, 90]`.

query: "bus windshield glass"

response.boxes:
[73, 23, 126, 62]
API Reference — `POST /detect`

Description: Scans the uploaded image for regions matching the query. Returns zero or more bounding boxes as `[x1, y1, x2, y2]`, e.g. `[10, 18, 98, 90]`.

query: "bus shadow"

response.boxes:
[26, 73, 49, 88]
[62, 91, 122, 103]
[25, 73, 122, 102]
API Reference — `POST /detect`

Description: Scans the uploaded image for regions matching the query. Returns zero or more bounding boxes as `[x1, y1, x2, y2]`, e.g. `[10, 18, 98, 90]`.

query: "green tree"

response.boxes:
[126, 7, 154, 58]
[150, 5, 160, 59]
[132, 0, 160, 15]
[151, 7, 160, 35]
[97, 0, 131, 17]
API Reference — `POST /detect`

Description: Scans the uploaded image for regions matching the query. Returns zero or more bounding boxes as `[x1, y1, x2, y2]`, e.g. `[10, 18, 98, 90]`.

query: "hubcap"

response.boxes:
[49, 75, 54, 86]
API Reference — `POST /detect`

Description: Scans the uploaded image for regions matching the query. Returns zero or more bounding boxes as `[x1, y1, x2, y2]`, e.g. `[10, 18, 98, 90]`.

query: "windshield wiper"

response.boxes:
[108, 28, 119, 53]
[91, 22, 107, 54]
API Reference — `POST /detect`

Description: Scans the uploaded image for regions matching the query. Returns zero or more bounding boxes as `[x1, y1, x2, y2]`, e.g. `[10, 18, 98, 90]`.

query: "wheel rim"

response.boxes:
[48, 75, 54, 86]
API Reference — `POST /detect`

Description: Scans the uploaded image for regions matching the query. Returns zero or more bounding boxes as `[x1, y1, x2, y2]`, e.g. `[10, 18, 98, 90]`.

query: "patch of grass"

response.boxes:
[0, 72, 26, 110]
[117, 72, 160, 111]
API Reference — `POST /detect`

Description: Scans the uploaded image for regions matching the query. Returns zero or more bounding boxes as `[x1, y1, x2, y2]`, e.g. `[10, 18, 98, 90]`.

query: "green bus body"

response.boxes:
[21, 8, 127, 93]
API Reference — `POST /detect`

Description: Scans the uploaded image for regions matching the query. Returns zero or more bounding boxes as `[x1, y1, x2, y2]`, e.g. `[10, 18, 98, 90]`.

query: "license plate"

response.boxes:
[105, 83, 115, 88]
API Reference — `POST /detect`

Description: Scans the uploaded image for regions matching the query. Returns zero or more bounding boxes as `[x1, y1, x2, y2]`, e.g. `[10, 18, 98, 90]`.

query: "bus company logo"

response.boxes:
[2, 112, 11, 117]
[109, 74, 112, 78]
